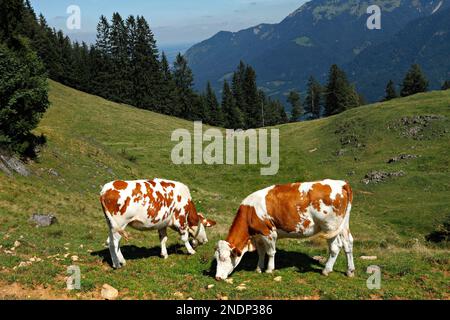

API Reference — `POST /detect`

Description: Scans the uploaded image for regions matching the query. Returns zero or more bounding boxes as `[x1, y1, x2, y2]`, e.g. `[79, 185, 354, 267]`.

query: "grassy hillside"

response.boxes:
[0, 81, 449, 299]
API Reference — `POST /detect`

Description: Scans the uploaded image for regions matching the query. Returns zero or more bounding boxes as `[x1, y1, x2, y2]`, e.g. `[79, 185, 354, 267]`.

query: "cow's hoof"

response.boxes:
[322, 269, 331, 276]
[255, 267, 262, 274]
[346, 270, 355, 278]
[265, 269, 274, 274]
[161, 254, 168, 260]
[188, 250, 196, 255]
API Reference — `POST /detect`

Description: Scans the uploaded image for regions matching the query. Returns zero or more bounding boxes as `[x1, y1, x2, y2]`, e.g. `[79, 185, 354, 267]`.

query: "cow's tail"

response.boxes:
[100, 195, 129, 240]
[314, 182, 353, 241]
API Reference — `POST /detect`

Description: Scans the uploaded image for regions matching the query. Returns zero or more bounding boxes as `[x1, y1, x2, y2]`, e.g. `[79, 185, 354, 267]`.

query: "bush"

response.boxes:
[426, 216, 450, 243]
[0, 38, 49, 157]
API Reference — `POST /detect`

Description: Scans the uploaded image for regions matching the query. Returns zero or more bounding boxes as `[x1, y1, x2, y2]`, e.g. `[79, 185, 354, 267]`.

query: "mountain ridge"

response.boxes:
[185, 0, 449, 104]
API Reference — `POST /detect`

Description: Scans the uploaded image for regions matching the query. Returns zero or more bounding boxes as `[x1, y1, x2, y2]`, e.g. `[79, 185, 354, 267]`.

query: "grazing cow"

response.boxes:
[100, 179, 216, 268]
[215, 179, 354, 280]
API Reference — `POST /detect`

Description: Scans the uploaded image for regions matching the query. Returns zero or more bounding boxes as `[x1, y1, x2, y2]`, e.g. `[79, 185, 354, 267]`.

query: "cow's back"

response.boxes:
[239, 180, 352, 237]
[100, 179, 192, 229]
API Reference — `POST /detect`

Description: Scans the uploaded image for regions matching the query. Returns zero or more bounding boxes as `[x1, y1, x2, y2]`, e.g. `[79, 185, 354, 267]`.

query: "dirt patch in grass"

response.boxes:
[388, 115, 448, 140]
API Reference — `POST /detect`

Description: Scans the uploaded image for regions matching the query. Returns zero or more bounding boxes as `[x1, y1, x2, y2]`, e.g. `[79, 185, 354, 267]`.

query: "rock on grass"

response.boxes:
[101, 284, 119, 300]
[29, 214, 57, 227]
[362, 171, 405, 184]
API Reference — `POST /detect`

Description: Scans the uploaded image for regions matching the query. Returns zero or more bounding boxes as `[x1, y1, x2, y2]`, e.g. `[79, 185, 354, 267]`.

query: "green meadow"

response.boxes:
[0, 81, 448, 299]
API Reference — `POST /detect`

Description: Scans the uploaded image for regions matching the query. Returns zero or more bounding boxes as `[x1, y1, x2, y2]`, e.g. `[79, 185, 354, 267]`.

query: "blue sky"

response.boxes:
[30, 0, 307, 47]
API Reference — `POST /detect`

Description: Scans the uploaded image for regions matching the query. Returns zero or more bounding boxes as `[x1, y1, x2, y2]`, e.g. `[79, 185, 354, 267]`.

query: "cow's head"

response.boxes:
[188, 212, 216, 246]
[214, 240, 247, 280]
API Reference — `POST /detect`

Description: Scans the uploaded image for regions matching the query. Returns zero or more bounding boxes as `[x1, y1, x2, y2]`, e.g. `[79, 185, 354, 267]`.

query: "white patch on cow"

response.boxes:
[323, 179, 347, 200]
[241, 186, 274, 220]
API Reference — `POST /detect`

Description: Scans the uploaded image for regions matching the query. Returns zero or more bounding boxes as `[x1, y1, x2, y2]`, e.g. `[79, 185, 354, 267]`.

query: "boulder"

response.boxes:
[101, 284, 119, 300]
[29, 214, 57, 227]
[0, 150, 30, 177]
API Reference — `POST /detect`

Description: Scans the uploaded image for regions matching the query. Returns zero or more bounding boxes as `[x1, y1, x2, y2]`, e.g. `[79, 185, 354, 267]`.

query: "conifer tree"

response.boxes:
[305, 76, 322, 118]
[242, 65, 262, 128]
[109, 13, 129, 102]
[173, 53, 196, 119]
[222, 81, 244, 129]
[442, 80, 450, 90]
[159, 52, 179, 115]
[287, 90, 303, 122]
[400, 64, 428, 97]
[131, 15, 162, 110]
[205, 82, 223, 126]
[384, 80, 397, 101]
[324, 64, 359, 116]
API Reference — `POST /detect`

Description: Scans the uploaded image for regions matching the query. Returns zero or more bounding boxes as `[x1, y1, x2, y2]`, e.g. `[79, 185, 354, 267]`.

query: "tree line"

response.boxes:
[10, 3, 293, 130]
[2, 0, 449, 157]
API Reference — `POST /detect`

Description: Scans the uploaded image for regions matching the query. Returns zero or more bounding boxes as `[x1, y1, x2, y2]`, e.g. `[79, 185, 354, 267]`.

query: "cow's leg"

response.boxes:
[265, 232, 277, 273]
[159, 227, 169, 259]
[342, 231, 355, 277]
[181, 230, 196, 255]
[322, 235, 343, 276]
[255, 239, 266, 273]
[108, 230, 126, 269]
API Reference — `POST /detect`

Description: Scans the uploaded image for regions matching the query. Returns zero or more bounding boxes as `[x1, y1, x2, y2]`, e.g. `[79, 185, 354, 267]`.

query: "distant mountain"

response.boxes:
[185, 0, 449, 103]
[346, 5, 450, 101]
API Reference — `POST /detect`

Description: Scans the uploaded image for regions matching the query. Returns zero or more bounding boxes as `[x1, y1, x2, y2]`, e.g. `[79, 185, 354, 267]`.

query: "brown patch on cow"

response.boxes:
[147, 180, 156, 187]
[226, 205, 274, 256]
[113, 180, 128, 190]
[132, 183, 143, 203]
[101, 189, 121, 215]
[309, 183, 333, 211]
[265, 184, 303, 233]
[145, 183, 175, 223]
[160, 181, 176, 189]
[120, 197, 131, 215]
[185, 199, 200, 228]
[132, 183, 142, 197]
[177, 195, 182, 202]
[302, 219, 311, 229]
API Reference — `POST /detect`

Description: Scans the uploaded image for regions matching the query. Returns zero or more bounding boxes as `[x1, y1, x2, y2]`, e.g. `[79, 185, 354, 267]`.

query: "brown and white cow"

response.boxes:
[100, 179, 216, 268]
[214, 179, 354, 280]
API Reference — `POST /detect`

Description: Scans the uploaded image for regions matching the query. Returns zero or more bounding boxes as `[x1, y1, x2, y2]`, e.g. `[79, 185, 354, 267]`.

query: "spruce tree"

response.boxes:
[205, 82, 223, 126]
[0, 41, 49, 156]
[93, 15, 113, 99]
[131, 15, 162, 110]
[324, 64, 359, 116]
[173, 53, 196, 119]
[159, 52, 179, 116]
[222, 81, 244, 129]
[305, 76, 322, 119]
[231, 62, 247, 126]
[442, 80, 450, 90]
[109, 13, 130, 102]
[400, 64, 428, 97]
[384, 80, 397, 101]
[0, 0, 25, 45]
[242, 65, 262, 128]
[287, 90, 302, 122]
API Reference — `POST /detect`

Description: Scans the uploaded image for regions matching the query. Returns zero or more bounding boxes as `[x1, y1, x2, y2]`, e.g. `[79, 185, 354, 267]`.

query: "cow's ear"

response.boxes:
[202, 218, 216, 227]
[231, 247, 242, 257]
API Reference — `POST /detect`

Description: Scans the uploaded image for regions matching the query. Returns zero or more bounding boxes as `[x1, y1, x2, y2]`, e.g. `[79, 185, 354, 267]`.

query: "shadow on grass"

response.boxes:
[91, 244, 184, 267]
[204, 249, 324, 278]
